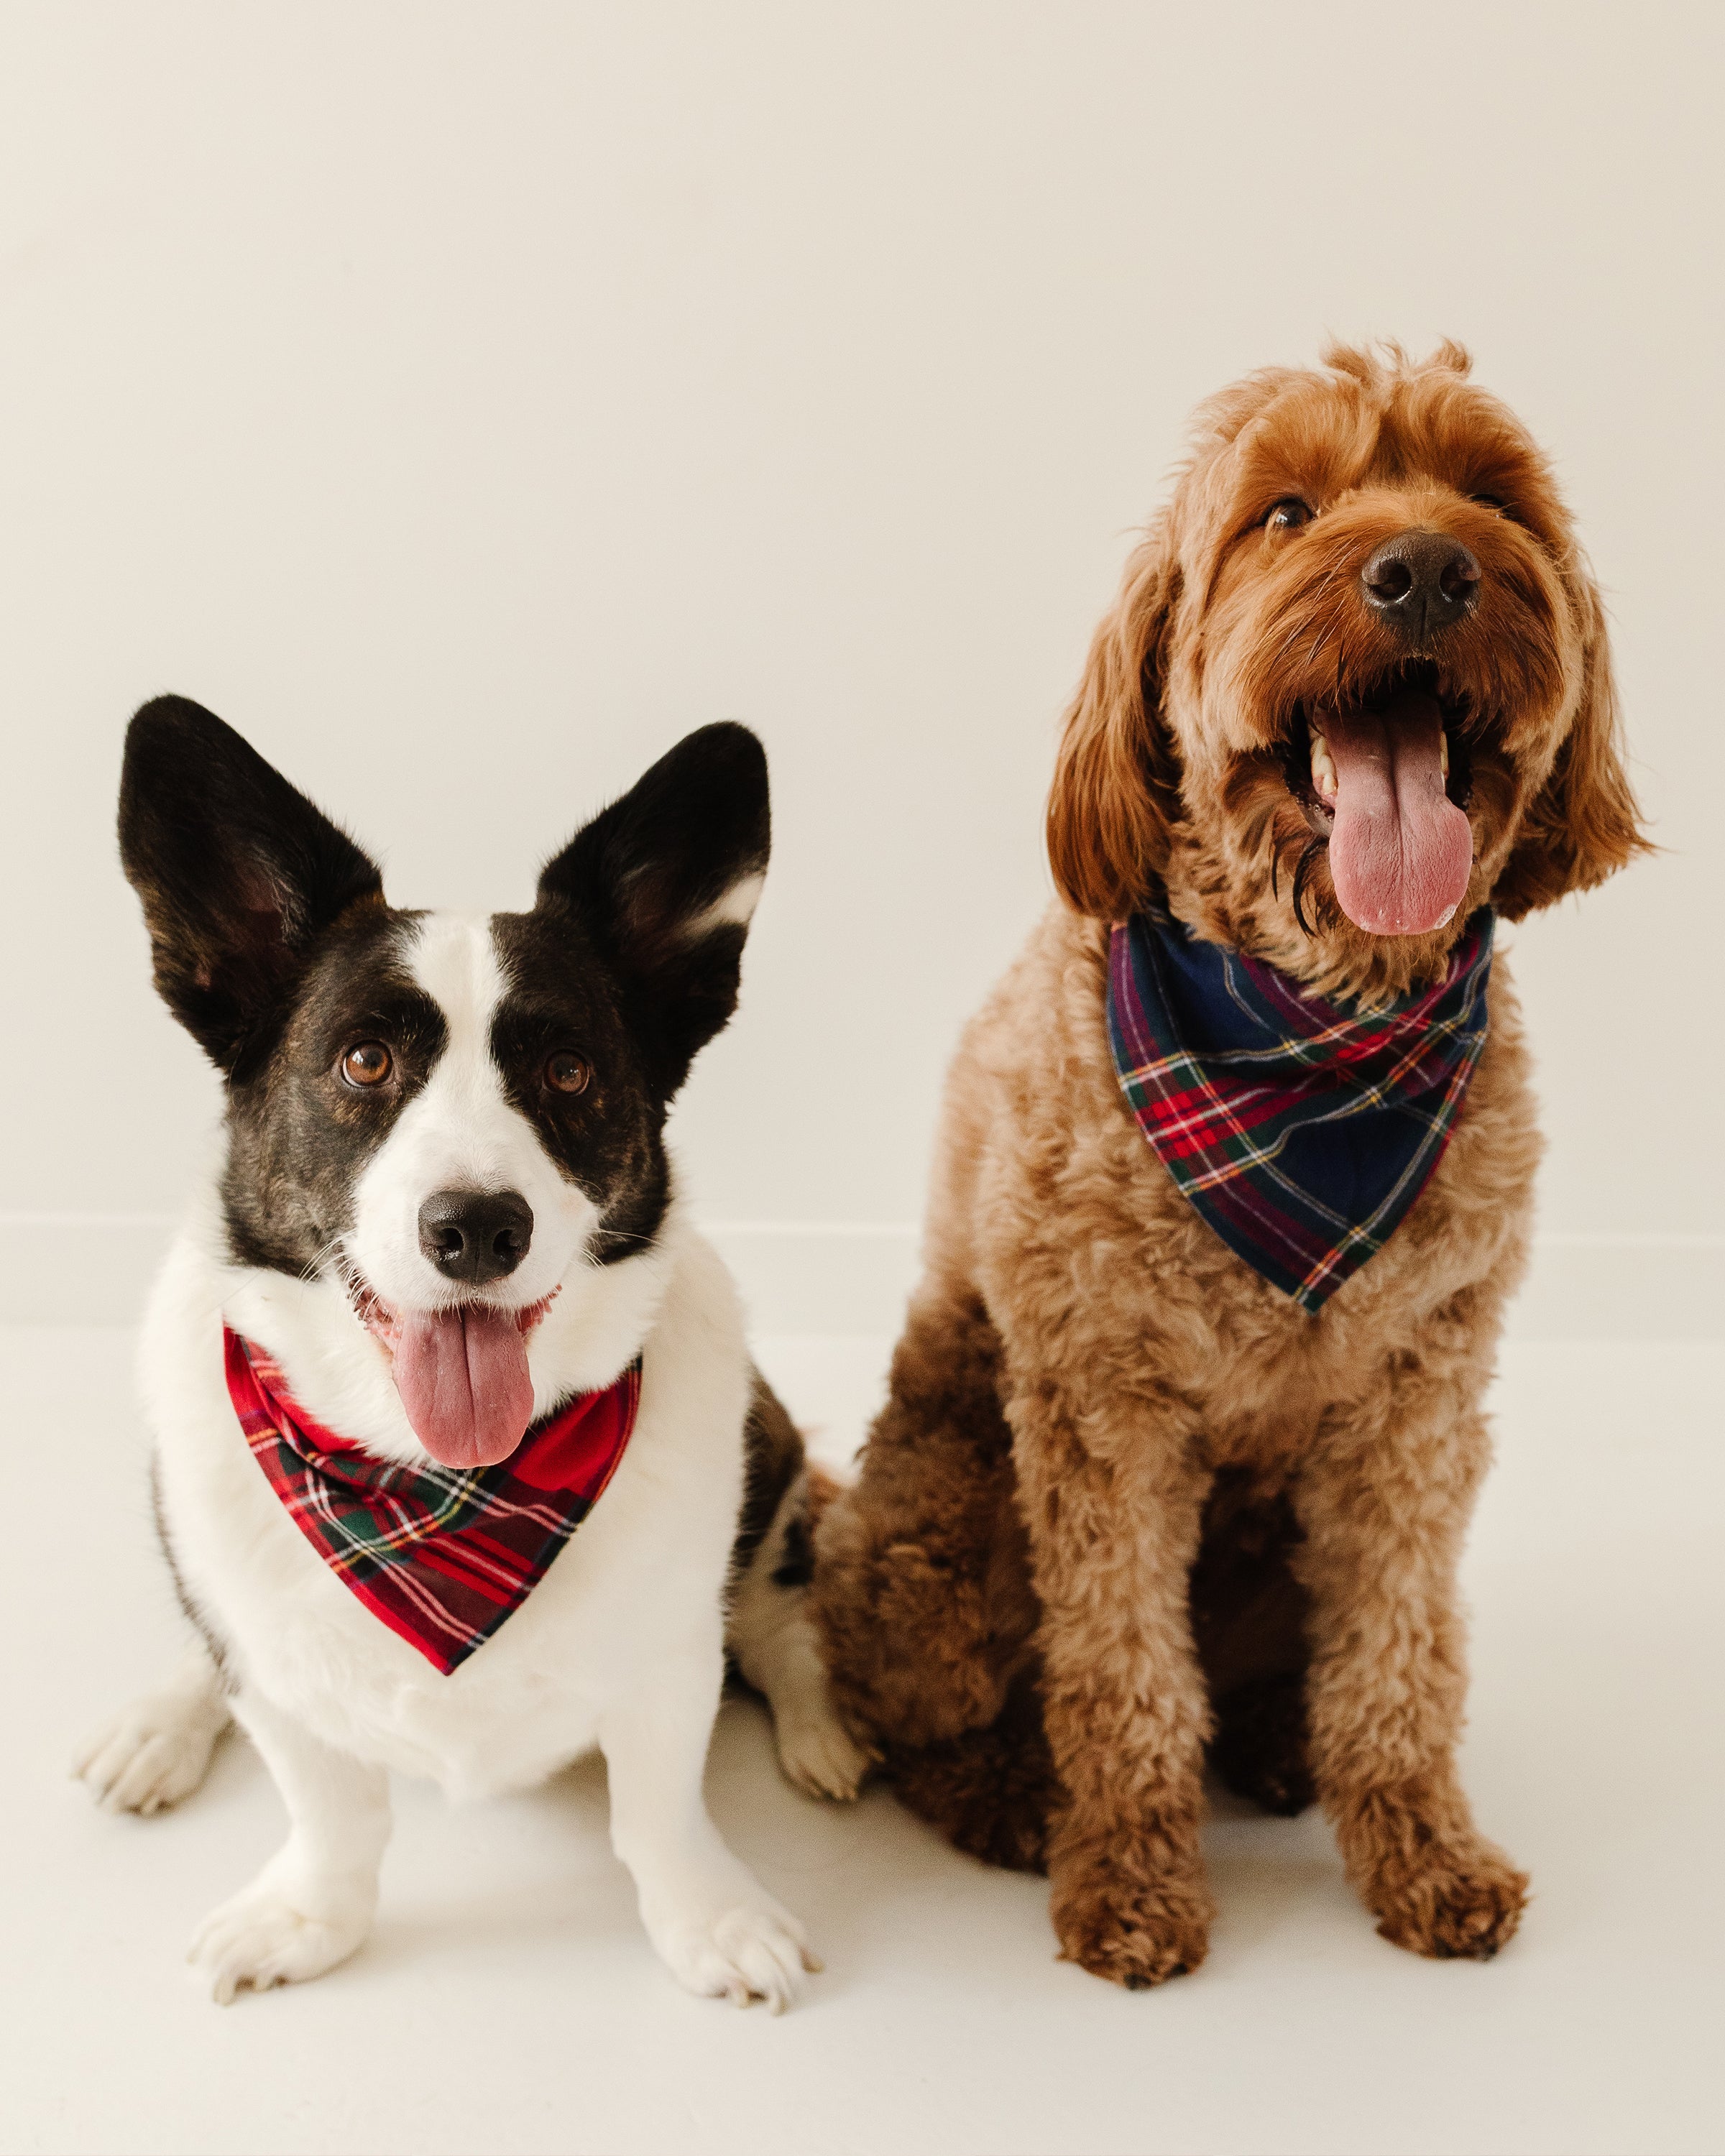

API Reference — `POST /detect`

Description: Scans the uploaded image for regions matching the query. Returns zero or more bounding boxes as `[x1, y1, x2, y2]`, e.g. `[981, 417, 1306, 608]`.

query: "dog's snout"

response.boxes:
[417, 1188, 534, 1286]
[1361, 530, 1480, 639]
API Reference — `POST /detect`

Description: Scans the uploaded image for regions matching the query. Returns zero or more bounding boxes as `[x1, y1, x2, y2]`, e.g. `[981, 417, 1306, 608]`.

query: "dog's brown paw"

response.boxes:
[1051, 1857, 1214, 1988]
[1368, 1841, 1529, 1961]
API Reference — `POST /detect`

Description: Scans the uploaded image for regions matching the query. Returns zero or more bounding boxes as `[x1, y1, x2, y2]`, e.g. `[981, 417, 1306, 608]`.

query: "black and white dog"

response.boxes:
[76, 699, 865, 2009]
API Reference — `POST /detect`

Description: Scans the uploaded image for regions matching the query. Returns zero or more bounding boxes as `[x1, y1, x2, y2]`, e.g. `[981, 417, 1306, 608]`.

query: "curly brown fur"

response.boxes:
[816, 1289, 1041, 1751]
[883, 1669, 1059, 1873]
[813, 343, 1643, 1984]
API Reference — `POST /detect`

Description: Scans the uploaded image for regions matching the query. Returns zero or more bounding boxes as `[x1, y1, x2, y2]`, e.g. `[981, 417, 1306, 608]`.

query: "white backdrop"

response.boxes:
[1, 3, 1719, 1330]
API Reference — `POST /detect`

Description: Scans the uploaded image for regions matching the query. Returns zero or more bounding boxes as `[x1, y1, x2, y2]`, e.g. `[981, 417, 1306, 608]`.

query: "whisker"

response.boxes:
[1291, 838, 1329, 937]
[298, 1235, 347, 1289]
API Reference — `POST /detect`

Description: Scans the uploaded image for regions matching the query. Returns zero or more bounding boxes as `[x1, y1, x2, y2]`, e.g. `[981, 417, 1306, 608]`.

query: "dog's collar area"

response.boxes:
[1105, 896, 1494, 1311]
[224, 1326, 641, 1672]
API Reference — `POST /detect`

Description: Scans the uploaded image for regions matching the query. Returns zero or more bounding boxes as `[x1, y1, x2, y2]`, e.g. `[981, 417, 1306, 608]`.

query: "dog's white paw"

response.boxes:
[189, 1877, 372, 2005]
[74, 1692, 226, 1815]
[650, 1894, 819, 2014]
[774, 1704, 870, 1802]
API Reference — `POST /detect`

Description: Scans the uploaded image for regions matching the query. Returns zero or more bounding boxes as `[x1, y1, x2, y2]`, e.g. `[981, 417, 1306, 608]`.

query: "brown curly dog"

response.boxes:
[809, 342, 1647, 1986]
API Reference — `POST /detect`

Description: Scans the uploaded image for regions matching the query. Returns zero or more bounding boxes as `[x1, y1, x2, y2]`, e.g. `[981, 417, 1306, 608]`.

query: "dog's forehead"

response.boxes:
[289, 905, 440, 1041]
[402, 911, 506, 1034]
[1224, 378, 1381, 503]
[295, 908, 594, 1043]
[1206, 367, 1545, 515]
[487, 903, 625, 1028]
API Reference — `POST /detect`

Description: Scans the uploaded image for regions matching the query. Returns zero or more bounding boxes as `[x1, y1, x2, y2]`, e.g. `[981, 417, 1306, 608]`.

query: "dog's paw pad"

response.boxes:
[73, 1699, 224, 1815]
[775, 1710, 871, 1803]
[188, 1884, 369, 2004]
[657, 1901, 817, 2014]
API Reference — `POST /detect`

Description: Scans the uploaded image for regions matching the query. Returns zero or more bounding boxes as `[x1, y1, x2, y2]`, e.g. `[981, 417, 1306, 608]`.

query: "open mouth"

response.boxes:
[350, 1281, 559, 1470]
[1278, 661, 1477, 937]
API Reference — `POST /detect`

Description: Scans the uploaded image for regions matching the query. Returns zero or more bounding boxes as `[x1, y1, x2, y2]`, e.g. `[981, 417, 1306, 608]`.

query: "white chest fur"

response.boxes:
[143, 1211, 748, 1802]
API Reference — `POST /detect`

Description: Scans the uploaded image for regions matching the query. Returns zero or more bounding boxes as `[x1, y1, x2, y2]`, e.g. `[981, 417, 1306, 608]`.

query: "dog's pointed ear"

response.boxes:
[1493, 575, 1651, 920]
[119, 696, 385, 1074]
[1046, 520, 1184, 918]
[536, 722, 770, 1097]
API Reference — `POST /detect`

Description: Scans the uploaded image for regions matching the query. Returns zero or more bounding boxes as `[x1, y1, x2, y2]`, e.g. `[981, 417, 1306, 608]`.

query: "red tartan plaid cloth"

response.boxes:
[1106, 896, 1494, 1312]
[225, 1327, 641, 1673]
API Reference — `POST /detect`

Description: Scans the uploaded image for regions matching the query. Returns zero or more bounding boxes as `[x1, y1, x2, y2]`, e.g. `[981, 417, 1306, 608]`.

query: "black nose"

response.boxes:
[1361, 530, 1481, 640]
[417, 1189, 534, 1286]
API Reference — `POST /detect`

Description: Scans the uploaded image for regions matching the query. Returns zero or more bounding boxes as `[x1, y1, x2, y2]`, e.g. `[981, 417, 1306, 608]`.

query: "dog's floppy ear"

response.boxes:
[119, 696, 385, 1074]
[1492, 574, 1650, 920]
[536, 722, 770, 1097]
[1046, 520, 1184, 918]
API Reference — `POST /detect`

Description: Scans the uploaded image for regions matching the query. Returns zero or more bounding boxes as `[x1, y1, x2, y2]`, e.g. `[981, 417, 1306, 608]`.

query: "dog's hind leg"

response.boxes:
[883, 1668, 1060, 1873]
[730, 1459, 872, 1802]
[1208, 1673, 1315, 1818]
[810, 1286, 1038, 1757]
[1190, 1477, 1315, 1818]
[189, 1690, 390, 2004]
[725, 1369, 870, 1800]
[73, 1641, 231, 1815]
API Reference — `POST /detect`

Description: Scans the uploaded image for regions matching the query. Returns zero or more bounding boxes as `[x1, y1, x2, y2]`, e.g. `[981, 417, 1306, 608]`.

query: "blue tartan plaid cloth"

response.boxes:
[1105, 895, 1494, 1312]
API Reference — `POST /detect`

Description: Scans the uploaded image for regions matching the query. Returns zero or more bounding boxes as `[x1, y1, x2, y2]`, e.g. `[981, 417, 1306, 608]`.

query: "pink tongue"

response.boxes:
[392, 1307, 536, 1468]
[1322, 688, 1474, 936]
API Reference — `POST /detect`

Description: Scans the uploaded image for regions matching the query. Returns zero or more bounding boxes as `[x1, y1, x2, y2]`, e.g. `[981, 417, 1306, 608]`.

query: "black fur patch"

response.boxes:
[533, 722, 769, 1102]
[490, 722, 772, 1263]
[120, 698, 454, 1280]
[489, 906, 673, 1266]
[770, 1512, 814, 1590]
[221, 911, 447, 1278]
[732, 1369, 805, 1585]
[119, 698, 384, 1079]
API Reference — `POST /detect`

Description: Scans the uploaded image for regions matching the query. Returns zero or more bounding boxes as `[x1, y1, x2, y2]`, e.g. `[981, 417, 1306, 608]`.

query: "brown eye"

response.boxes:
[545, 1051, 591, 1095]
[1265, 497, 1315, 531]
[341, 1041, 392, 1088]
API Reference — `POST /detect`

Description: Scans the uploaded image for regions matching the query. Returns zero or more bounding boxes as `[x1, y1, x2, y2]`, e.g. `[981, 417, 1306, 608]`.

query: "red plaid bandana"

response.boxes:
[1107, 896, 1493, 1312]
[225, 1327, 640, 1673]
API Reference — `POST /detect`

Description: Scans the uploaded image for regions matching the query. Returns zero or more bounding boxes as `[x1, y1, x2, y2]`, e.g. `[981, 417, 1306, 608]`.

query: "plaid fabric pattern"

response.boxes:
[1106, 896, 1494, 1312]
[225, 1327, 641, 1673]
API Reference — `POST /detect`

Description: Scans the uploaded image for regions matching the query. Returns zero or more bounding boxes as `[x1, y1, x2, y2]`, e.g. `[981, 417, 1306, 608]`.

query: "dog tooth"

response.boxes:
[1310, 729, 1339, 806]
[1440, 732, 1450, 779]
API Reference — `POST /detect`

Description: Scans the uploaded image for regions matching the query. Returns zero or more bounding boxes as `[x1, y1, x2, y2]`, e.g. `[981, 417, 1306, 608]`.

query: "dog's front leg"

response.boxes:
[188, 1690, 390, 2004]
[599, 1651, 816, 2012]
[1008, 1363, 1215, 1987]
[1294, 1384, 1528, 1961]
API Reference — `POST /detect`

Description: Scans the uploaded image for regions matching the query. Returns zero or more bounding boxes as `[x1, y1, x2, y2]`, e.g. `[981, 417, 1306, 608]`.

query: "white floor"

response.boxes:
[3, 1327, 1722, 2156]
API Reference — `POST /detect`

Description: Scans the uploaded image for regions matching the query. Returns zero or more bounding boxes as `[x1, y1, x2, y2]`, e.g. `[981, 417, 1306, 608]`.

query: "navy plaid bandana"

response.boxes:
[1105, 895, 1494, 1312]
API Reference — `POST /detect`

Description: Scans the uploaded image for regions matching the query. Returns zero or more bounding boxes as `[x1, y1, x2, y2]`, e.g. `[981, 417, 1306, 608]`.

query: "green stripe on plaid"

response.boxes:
[226, 1326, 640, 1672]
